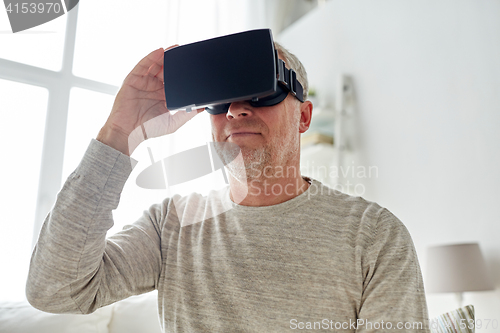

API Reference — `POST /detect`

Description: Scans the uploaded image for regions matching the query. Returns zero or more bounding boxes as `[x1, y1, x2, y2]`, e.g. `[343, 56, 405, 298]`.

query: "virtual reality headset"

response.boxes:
[163, 29, 304, 115]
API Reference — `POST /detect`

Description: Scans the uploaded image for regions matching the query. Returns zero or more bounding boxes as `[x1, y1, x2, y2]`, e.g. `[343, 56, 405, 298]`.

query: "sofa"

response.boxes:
[1, 291, 475, 333]
[0, 291, 162, 333]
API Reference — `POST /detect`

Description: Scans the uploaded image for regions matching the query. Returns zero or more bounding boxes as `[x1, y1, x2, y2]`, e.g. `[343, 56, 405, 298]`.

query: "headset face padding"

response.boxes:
[205, 83, 290, 115]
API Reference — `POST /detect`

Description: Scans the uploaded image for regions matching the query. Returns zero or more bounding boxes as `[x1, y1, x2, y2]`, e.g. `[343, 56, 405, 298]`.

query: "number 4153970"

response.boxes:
[460, 318, 499, 330]
[5, 2, 62, 14]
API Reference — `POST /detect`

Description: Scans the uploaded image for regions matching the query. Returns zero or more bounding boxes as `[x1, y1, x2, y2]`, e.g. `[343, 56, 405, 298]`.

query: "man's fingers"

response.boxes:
[152, 44, 180, 81]
[129, 48, 164, 77]
[146, 58, 164, 81]
[141, 44, 179, 81]
[165, 44, 179, 51]
[142, 109, 199, 139]
[171, 109, 200, 128]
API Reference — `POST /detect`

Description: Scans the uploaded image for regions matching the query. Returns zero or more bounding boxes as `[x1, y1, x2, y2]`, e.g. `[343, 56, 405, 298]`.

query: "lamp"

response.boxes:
[426, 243, 494, 307]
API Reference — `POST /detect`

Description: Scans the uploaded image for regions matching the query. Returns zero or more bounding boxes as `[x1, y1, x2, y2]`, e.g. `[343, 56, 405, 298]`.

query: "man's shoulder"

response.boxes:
[306, 178, 408, 233]
[307, 178, 383, 215]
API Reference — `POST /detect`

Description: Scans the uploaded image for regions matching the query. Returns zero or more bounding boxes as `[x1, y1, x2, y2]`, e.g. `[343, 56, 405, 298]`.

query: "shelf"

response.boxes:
[301, 132, 334, 147]
[308, 106, 335, 137]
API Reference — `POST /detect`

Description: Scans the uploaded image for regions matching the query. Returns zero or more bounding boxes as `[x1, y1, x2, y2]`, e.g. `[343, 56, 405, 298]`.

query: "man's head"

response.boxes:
[210, 42, 312, 182]
[274, 42, 309, 102]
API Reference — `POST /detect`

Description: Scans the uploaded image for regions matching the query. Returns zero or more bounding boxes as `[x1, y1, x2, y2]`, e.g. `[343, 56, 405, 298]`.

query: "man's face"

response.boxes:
[210, 93, 309, 179]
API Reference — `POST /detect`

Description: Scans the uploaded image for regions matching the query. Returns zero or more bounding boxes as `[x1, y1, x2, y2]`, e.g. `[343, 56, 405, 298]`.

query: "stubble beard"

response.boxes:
[214, 131, 300, 185]
[213, 105, 301, 184]
[213, 142, 272, 183]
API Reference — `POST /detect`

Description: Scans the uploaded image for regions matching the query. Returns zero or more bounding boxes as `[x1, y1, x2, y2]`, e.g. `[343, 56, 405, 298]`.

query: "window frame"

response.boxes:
[0, 6, 119, 247]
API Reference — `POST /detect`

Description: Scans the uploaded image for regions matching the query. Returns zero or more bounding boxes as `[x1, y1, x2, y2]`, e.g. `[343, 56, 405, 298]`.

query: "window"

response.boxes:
[0, 0, 275, 302]
[0, 9, 66, 70]
[0, 80, 48, 301]
[62, 88, 115, 181]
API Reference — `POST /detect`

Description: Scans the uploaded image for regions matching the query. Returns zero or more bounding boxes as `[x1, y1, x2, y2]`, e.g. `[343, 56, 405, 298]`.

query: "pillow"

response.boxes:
[0, 300, 113, 333]
[430, 304, 475, 333]
[108, 291, 162, 333]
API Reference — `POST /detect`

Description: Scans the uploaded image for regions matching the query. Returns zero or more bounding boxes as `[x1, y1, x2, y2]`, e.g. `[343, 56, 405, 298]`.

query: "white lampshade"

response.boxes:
[426, 243, 494, 294]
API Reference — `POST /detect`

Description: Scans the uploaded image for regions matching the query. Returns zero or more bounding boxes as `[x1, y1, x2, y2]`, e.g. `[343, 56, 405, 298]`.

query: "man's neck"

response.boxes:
[228, 164, 310, 207]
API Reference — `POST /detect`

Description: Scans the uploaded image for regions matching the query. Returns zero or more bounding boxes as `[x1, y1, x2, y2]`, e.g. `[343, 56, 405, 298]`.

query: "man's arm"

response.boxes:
[357, 209, 430, 332]
[26, 139, 164, 313]
[26, 46, 202, 313]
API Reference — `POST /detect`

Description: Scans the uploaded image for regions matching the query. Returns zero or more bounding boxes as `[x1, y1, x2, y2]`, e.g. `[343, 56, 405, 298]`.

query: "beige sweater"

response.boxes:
[27, 139, 429, 332]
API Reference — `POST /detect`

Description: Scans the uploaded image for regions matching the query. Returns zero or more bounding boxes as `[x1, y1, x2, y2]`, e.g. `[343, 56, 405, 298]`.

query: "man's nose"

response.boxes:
[226, 101, 253, 119]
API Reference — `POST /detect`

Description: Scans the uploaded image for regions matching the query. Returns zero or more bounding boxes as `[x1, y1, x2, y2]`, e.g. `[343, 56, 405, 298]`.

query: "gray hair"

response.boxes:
[274, 41, 309, 101]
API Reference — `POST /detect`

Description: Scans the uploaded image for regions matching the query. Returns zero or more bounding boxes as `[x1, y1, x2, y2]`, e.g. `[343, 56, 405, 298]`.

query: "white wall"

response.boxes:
[279, 0, 500, 327]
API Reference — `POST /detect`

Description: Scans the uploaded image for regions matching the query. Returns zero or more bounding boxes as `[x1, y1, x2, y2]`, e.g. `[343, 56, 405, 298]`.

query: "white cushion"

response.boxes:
[108, 291, 162, 333]
[430, 304, 475, 333]
[0, 300, 112, 333]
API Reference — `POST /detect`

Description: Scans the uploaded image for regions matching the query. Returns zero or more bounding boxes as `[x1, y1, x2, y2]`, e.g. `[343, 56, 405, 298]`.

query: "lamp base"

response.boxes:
[455, 292, 464, 308]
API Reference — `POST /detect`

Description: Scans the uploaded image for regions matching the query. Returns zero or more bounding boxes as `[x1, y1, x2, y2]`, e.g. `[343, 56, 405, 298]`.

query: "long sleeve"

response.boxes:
[26, 139, 164, 314]
[356, 208, 429, 332]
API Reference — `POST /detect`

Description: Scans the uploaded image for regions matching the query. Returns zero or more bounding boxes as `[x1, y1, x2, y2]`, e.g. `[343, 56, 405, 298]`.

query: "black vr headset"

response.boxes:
[163, 29, 304, 115]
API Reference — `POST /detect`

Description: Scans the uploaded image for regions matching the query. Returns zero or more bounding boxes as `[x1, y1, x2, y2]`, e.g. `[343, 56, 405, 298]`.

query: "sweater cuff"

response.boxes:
[72, 139, 138, 195]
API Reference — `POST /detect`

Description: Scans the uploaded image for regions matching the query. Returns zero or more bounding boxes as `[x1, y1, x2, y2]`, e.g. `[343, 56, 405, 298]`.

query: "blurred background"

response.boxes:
[1, 0, 499, 329]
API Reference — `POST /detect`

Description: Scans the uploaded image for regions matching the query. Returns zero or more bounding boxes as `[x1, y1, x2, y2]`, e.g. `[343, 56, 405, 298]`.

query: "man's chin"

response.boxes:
[240, 146, 269, 162]
[227, 133, 264, 146]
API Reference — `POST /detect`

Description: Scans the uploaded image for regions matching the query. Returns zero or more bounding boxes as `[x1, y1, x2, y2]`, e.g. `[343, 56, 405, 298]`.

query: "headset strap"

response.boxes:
[275, 56, 304, 102]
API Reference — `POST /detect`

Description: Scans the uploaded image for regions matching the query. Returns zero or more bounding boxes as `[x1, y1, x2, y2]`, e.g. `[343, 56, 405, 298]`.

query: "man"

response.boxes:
[26, 40, 429, 332]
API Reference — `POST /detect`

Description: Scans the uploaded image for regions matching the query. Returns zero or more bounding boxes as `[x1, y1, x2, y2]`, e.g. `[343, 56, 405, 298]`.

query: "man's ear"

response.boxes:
[298, 100, 313, 133]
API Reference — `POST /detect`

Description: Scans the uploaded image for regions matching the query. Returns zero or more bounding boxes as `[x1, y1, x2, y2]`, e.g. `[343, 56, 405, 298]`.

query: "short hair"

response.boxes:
[274, 41, 309, 101]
